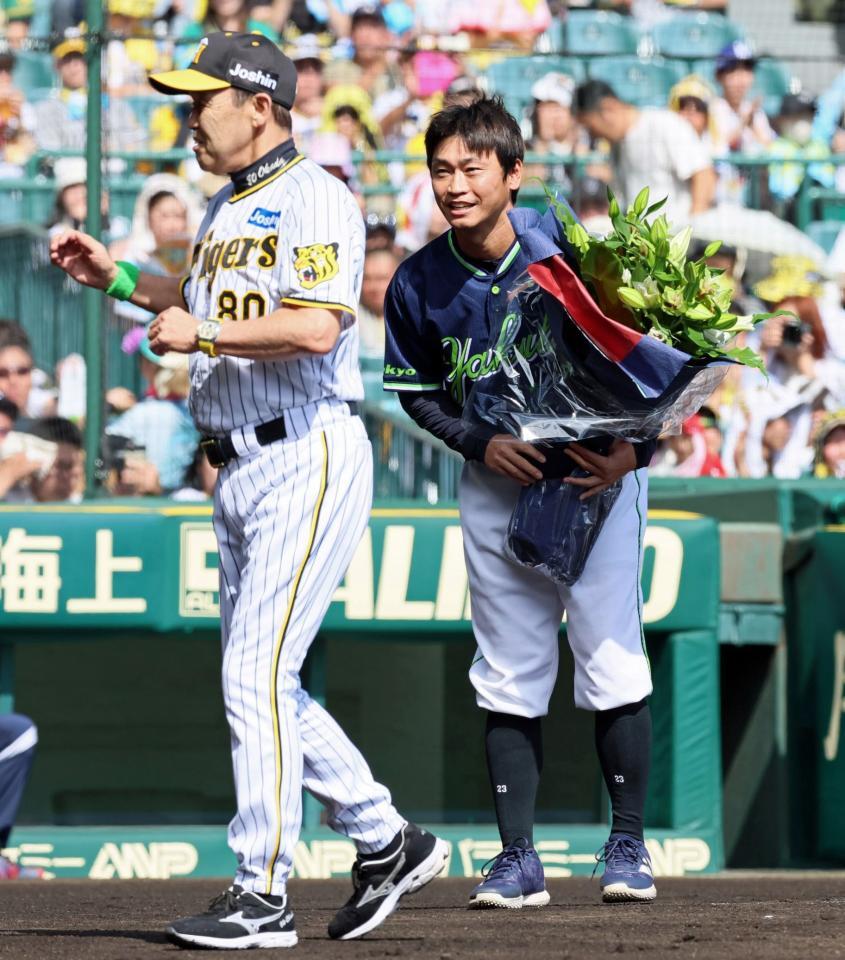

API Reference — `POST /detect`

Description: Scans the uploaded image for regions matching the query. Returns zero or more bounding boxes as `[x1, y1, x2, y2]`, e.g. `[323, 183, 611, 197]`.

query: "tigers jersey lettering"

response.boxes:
[184, 155, 365, 435]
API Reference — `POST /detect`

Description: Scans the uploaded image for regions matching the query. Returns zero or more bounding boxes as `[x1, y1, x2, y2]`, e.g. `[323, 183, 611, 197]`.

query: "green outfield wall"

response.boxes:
[784, 523, 845, 865]
[4, 480, 844, 876]
[0, 501, 715, 634]
[0, 500, 724, 879]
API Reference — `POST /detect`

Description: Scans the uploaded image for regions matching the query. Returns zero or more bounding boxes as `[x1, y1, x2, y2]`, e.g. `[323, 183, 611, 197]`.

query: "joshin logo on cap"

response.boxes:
[228, 61, 279, 91]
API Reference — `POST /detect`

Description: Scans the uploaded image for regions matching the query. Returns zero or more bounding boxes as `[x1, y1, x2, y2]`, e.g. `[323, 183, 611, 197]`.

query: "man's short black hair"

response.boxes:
[574, 79, 619, 114]
[148, 190, 179, 215]
[26, 416, 82, 449]
[698, 405, 720, 430]
[333, 104, 360, 122]
[678, 95, 708, 114]
[424, 94, 524, 202]
[0, 319, 31, 353]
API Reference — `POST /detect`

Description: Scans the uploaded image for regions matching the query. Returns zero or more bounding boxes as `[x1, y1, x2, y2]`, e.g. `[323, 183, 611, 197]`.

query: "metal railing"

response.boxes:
[0, 225, 142, 393]
[6, 146, 845, 502]
[0, 224, 456, 500]
[7, 149, 845, 231]
[361, 396, 463, 504]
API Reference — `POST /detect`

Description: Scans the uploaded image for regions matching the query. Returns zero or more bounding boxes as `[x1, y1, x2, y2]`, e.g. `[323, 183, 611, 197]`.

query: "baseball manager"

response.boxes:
[51, 31, 447, 950]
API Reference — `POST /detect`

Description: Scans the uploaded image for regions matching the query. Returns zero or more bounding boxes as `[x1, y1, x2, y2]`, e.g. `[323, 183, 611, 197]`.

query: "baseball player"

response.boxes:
[0, 713, 43, 880]
[383, 95, 657, 908]
[51, 32, 447, 949]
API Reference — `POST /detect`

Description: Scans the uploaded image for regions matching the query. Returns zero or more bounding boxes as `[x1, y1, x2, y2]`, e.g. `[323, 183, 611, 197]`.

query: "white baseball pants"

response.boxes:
[214, 412, 405, 896]
[460, 461, 652, 716]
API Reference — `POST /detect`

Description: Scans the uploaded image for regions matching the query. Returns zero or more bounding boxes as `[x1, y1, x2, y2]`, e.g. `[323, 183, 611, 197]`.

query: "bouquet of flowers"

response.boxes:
[464, 192, 773, 585]
[552, 186, 769, 372]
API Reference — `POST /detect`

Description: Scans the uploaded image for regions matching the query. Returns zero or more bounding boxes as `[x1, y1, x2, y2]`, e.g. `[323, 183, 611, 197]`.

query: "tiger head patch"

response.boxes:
[293, 242, 339, 290]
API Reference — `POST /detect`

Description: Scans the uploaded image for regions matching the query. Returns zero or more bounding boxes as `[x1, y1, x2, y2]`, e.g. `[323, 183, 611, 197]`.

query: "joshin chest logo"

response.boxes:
[248, 207, 280, 230]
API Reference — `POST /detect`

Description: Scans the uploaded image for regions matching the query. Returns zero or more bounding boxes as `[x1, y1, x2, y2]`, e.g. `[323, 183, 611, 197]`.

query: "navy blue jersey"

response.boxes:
[383, 207, 575, 408]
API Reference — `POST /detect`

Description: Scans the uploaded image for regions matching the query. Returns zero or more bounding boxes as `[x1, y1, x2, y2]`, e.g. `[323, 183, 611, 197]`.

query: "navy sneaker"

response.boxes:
[166, 885, 297, 949]
[468, 839, 550, 909]
[328, 823, 449, 940]
[595, 835, 657, 903]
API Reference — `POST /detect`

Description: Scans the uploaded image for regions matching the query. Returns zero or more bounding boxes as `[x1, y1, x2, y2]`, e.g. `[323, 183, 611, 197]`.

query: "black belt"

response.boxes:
[201, 403, 359, 469]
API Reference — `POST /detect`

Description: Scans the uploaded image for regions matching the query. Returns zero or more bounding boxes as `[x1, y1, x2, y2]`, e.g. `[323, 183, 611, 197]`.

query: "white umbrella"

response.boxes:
[690, 206, 829, 271]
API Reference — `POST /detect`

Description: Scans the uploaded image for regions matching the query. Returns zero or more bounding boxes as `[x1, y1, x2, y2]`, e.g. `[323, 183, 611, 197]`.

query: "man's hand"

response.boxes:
[105, 387, 137, 413]
[564, 438, 637, 500]
[483, 434, 546, 485]
[760, 315, 784, 350]
[116, 459, 162, 496]
[0, 453, 41, 499]
[50, 229, 118, 290]
[148, 307, 200, 355]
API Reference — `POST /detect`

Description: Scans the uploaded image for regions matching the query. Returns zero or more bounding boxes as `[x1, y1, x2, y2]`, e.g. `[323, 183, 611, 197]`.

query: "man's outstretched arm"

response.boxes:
[50, 229, 187, 315]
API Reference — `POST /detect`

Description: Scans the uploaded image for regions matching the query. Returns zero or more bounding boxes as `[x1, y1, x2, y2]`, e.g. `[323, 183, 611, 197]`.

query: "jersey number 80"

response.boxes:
[216, 290, 268, 322]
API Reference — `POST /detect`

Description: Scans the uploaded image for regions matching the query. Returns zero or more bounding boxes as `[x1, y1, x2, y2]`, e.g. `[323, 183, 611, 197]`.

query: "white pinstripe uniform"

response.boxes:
[183, 143, 405, 896]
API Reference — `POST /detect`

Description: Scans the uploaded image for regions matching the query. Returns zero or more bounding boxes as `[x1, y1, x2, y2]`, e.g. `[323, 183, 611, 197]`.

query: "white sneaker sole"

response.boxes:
[166, 928, 298, 949]
[468, 889, 551, 910]
[602, 883, 657, 903]
[336, 837, 450, 940]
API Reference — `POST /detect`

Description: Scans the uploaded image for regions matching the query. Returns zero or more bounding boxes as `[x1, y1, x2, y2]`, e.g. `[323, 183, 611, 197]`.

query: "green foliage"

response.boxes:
[545, 186, 768, 372]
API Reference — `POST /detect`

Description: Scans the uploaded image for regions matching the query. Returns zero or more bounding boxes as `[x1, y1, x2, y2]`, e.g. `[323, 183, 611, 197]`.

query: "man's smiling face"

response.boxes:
[430, 136, 522, 234]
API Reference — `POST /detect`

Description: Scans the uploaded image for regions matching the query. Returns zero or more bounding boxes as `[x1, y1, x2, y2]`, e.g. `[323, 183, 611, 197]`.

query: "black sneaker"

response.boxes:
[166, 885, 297, 950]
[328, 823, 449, 940]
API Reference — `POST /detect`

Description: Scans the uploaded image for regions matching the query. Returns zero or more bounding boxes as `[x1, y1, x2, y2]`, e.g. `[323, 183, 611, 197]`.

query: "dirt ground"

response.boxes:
[2, 876, 845, 959]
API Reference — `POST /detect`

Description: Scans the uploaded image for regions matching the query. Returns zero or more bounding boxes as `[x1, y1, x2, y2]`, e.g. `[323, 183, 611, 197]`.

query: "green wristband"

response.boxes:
[105, 261, 140, 301]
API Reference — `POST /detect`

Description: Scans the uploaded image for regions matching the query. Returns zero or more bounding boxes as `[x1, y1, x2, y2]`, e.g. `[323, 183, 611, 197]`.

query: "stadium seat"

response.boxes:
[109, 176, 150, 222]
[586, 56, 686, 108]
[652, 12, 744, 60]
[751, 59, 793, 117]
[691, 57, 793, 117]
[564, 10, 640, 56]
[535, 17, 565, 54]
[804, 219, 843, 255]
[122, 94, 173, 127]
[486, 56, 587, 122]
[12, 52, 54, 95]
[818, 198, 845, 222]
[0, 190, 24, 227]
[24, 86, 56, 105]
[0, 181, 54, 228]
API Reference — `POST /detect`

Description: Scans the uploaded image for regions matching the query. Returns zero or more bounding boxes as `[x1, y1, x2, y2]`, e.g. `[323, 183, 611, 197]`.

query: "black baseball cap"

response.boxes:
[149, 31, 297, 108]
[351, 5, 386, 26]
[779, 92, 816, 117]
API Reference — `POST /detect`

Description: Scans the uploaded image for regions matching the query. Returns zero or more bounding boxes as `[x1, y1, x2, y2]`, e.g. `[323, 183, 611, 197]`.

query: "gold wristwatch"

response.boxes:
[197, 319, 222, 358]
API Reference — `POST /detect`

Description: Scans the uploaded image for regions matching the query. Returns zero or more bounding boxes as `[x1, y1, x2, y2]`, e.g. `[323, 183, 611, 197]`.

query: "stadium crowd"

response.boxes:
[0, 0, 844, 504]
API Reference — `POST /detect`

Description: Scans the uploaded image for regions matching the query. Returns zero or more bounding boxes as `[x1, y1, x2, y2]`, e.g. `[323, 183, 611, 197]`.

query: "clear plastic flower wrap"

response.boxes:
[464, 259, 730, 585]
[471, 272, 729, 448]
[504, 473, 623, 585]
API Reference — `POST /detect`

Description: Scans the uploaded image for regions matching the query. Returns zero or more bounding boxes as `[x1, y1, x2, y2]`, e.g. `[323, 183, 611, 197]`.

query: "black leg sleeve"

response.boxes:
[594, 698, 652, 842]
[485, 712, 543, 847]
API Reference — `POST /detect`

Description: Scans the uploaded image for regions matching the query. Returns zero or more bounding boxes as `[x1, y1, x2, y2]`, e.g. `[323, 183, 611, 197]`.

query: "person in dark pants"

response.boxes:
[382, 94, 657, 908]
[0, 713, 43, 880]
